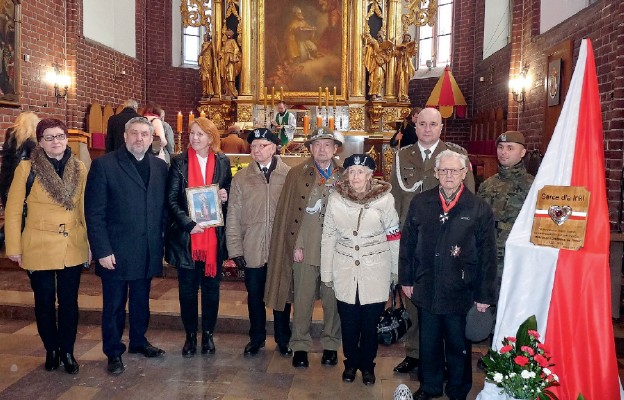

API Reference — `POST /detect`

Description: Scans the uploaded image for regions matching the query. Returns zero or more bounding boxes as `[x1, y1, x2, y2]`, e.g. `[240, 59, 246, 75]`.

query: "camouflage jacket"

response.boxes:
[477, 161, 533, 267]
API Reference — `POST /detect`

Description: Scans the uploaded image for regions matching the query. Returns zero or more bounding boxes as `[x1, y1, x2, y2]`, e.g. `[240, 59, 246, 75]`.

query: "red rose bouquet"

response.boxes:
[482, 315, 559, 400]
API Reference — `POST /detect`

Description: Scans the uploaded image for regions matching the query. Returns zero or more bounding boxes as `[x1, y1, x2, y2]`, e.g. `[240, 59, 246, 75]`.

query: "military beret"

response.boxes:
[304, 127, 343, 148]
[247, 127, 280, 145]
[343, 154, 376, 171]
[496, 130, 526, 146]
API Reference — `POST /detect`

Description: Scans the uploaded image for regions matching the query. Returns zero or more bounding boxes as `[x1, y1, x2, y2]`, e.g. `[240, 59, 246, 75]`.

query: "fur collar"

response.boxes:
[30, 147, 81, 210]
[334, 178, 391, 204]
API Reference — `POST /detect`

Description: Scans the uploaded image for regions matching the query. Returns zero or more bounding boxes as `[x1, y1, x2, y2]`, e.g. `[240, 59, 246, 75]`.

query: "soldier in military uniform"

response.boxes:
[477, 130, 533, 293]
[389, 107, 475, 374]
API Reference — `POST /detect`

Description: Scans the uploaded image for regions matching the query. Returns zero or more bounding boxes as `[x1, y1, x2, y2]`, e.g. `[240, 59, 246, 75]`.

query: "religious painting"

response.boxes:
[259, 0, 347, 98]
[186, 185, 224, 228]
[547, 58, 561, 107]
[0, 0, 20, 107]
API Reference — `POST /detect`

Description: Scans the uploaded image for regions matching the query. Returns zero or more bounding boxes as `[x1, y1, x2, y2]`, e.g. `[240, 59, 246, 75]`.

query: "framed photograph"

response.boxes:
[547, 58, 561, 107]
[0, 0, 20, 107]
[258, 0, 348, 99]
[185, 184, 224, 228]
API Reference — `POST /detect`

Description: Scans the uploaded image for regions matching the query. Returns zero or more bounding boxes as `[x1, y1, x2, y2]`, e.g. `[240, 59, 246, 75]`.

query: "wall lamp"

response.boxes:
[509, 64, 531, 107]
[45, 64, 71, 103]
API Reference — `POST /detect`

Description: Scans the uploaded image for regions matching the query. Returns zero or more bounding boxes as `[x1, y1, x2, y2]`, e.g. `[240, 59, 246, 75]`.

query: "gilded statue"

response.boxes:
[394, 33, 417, 102]
[363, 31, 393, 100]
[198, 32, 220, 97]
[220, 29, 242, 97]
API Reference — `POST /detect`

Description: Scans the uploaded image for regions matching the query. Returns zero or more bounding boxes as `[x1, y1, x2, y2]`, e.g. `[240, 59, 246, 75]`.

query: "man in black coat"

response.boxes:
[399, 149, 496, 400]
[105, 99, 141, 153]
[85, 116, 169, 375]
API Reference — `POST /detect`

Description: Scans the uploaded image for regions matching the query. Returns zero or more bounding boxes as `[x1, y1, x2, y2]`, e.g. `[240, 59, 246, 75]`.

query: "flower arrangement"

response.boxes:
[482, 315, 559, 400]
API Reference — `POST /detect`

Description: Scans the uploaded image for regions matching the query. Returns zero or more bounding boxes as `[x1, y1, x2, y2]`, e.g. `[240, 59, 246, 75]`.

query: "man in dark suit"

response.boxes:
[105, 99, 141, 153]
[85, 116, 169, 375]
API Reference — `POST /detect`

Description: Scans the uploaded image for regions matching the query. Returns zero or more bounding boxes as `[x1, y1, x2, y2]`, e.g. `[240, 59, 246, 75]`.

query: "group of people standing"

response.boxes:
[0, 103, 533, 399]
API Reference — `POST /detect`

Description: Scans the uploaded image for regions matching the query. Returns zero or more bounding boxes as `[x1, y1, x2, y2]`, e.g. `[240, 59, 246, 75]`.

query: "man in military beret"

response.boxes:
[477, 130, 533, 294]
[390, 107, 475, 375]
[265, 127, 343, 369]
[226, 128, 293, 357]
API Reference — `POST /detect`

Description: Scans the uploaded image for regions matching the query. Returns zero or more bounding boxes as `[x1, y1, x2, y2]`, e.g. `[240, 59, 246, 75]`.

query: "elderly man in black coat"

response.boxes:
[85, 116, 169, 376]
[399, 149, 496, 400]
[105, 99, 141, 153]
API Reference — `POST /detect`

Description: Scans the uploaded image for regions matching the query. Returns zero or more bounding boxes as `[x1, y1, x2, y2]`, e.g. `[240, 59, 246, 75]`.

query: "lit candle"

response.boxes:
[303, 114, 310, 135]
[325, 87, 329, 109]
[176, 111, 183, 133]
[333, 86, 337, 109]
[316, 115, 322, 128]
[189, 111, 194, 126]
[280, 86, 284, 101]
[271, 86, 275, 107]
[264, 87, 267, 109]
[318, 87, 322, 108]
[328, 116, 335, 131]
[200, 110, 206, 118]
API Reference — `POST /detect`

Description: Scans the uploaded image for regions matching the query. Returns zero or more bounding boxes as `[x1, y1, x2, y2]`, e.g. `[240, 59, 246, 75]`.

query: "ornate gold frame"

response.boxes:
[256, 0, 348, 101]
[0, 0, 21, 107]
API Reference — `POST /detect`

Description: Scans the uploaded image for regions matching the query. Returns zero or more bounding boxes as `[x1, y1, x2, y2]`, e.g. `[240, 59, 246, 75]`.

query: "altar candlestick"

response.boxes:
[303, 115, 310, 135]
[318, 87, 322, 108]
[271, 87, 275, 107]
[333, 87, 336, 109]
[200, 110, 206, 118]
[280, 86, 284, 101]
[188, 111, 194, 126]
[264, 87, 267, 109]
[316, 115, 322, 128]
[176, 111, 183, 133]
[325, 87, 329, 109]
[328, 116, 335, 131]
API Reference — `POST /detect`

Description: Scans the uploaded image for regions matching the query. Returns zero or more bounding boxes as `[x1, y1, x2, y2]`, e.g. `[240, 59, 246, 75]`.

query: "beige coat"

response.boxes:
[5, 152, 89, 270]
[321, 179, 400, 305]
[226, 156, 290, 268]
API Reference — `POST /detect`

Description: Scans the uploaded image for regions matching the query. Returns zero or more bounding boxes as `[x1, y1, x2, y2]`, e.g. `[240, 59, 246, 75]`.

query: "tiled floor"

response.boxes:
[0, 266, 621, 399]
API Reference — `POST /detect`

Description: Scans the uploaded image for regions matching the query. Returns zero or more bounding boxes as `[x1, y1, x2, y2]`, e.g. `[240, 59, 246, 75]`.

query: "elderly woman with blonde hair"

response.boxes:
[165, 117, 232, 357]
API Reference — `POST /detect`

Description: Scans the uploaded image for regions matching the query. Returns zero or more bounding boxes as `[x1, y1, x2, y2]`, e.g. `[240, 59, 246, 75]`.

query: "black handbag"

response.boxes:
[377, 284, 412, 345]
[0, 169, 35, 249]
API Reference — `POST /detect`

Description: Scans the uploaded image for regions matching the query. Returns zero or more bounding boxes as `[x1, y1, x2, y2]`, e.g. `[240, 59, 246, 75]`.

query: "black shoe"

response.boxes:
[321, 349, 338, 366]
[413, 388, 443, 400]
[128, 342, 165, 358]
[201, 331, 215, 354]
[107, 356, 125, 375]
[394, 356, 419, 373]
[182, 333, 197, 358]
[277, 344, 293, 357]
[243, 341, 265, 356]
[361, 369, 376, 385]
[45, 350, 60, 371]
[292, 351, 309, 368]
[342, 366, 357, 382]
[61, 353, 79, 374]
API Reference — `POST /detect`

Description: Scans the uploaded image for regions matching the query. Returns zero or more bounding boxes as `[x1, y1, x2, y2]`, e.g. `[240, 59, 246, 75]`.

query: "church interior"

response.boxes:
[0, 0, 623, 399]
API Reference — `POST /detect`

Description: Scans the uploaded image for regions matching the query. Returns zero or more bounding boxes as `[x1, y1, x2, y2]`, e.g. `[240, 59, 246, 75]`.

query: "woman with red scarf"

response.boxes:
[165, 117, 232, 357]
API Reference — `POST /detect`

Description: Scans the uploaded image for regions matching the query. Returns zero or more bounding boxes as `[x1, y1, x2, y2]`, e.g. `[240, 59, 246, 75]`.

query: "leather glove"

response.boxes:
[232, 256, 247, 270]
[323, 281, 333, 288]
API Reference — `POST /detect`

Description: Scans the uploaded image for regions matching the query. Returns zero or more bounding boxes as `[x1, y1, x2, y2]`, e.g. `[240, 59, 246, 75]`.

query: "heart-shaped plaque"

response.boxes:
[548, 205, 572, 226]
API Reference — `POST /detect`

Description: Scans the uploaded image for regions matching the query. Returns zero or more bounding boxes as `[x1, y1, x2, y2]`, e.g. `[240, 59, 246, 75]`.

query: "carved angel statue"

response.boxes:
[363, 31, 394, 100]
[220, 29, 242, 97]
[394, 33, 417, 102]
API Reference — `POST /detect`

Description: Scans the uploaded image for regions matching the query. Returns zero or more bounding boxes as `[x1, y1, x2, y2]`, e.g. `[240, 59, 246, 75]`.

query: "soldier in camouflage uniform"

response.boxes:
[390, 107, 475, 375]
[477, 131, 534, 294]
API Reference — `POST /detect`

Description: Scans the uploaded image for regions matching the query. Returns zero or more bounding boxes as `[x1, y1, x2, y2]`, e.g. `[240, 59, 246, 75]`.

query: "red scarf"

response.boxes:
[188, 147, 218, 277]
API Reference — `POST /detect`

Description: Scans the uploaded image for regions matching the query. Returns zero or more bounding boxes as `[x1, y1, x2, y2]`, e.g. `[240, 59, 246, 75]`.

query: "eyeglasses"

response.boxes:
[436, 167, 466, 176]
[250, 143, 272, 150]
[42, 133, 67, 141]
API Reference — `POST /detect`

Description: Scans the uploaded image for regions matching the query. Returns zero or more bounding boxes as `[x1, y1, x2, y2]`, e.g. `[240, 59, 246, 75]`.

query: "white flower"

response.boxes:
[521, 370, 531, 379]
[552, 374, 559, 382]
[509, 372, 516, 378]
[543, 367, 551, 375]
[493, 372, 503, 383]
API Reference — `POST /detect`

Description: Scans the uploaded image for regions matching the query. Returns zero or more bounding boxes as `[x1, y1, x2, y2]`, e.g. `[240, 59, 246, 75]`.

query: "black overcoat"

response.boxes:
[85, 148, 168, 280]
[398, 186, 497, 314]
[105, 107, 141, 153]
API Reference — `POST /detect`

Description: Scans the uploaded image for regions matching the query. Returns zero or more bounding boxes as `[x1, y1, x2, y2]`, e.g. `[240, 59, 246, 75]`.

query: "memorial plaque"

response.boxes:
[530, 186, 590, 250]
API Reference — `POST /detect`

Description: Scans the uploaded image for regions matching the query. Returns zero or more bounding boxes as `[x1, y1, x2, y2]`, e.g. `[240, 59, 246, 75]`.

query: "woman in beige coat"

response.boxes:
[321, 154, 400, 385]
[5, 119, 89, 374]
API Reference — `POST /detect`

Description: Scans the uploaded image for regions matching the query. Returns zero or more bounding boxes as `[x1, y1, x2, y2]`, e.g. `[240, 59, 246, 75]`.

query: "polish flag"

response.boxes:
[478, 39, 622, 399]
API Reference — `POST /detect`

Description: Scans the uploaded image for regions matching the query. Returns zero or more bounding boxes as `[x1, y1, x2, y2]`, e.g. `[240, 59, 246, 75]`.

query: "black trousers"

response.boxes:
[418, 307, 472, 399]
[336, 293, 384, 371]
[101, 276, 152, 357]
[178, 261, 220, 334]
[28, 265, 82, 354]
[244, 265, 291, 345]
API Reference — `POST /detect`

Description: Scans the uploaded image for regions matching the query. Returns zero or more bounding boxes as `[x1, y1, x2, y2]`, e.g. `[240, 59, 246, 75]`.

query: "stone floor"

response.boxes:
[0, 266, 622, 399]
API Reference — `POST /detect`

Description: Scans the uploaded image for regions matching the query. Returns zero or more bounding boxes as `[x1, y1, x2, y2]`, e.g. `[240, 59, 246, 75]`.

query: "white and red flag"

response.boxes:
[478, 39, 622, 399]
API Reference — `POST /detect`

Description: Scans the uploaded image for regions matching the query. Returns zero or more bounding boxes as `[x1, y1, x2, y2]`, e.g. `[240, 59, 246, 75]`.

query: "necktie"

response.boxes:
[261, 167, 269, 182]
[424, 149, 431, 161]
